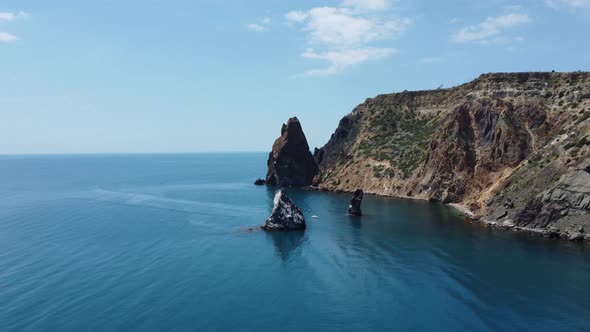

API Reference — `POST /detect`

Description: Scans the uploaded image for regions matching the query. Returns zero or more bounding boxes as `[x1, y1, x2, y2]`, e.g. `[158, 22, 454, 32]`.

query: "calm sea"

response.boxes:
[0, 153, 589, 331]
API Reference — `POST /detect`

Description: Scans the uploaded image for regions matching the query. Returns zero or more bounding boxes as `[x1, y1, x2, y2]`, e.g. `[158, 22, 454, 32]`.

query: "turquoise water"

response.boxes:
[0, 153, 589, 331]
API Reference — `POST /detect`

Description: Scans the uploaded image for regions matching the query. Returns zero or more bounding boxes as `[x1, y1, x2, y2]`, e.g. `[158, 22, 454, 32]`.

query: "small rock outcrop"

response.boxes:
[348, 189, 364, 216]
[254, 178, 266, 186]
[262, 189, 306, 231]
[265, 117, 318, 187]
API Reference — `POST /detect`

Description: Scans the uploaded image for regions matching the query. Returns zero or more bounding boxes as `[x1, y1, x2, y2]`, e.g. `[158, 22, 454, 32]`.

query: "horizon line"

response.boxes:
[0, 151, 271, 156]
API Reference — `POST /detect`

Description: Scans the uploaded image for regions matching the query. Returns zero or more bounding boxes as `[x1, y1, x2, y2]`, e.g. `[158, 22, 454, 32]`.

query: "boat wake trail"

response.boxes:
[76, 188, 266, 218]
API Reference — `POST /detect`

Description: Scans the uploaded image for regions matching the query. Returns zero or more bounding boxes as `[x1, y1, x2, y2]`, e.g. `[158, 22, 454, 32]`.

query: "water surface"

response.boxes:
[0, 153, 589, 331]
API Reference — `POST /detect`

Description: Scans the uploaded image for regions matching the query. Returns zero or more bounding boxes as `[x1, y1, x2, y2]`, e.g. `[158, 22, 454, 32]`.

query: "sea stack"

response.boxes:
[265, 117, 318, 187]
[262, 189, 306, 231]
[348, 189, 364, 216]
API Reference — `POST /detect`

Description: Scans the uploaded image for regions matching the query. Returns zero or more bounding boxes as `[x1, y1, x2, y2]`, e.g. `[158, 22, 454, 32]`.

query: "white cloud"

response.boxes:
[301, 7, 409, 47]
[247, 17, 272, 32]
[286, 11, 309, 23]
[0, 32, 17, 42]
[247, 23, 265, 31]
[0, 11, 28, 42]
[0, 11, 28, 22]
[286, 3, 409, 76]
[545, 0, 590, 8]
[301, 47, 396, 76]
[451, 13, 530, 44]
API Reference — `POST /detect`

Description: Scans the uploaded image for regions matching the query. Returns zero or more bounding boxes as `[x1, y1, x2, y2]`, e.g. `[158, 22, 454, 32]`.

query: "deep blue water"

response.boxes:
[0, 153, 589, 331]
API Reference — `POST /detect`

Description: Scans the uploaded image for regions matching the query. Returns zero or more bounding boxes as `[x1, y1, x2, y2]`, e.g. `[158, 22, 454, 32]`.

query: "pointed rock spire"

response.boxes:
[262, 190, 306, 231]
[265, 117, 318, 186]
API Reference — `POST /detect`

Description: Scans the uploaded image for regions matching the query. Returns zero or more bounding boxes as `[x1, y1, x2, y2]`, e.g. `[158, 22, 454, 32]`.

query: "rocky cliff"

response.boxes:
[311, 72, 590, 240]
[266, 117, 317, 186]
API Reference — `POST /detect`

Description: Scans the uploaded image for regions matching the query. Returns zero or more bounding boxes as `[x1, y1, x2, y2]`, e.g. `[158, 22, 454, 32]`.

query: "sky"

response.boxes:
[1, 0, 589, 154]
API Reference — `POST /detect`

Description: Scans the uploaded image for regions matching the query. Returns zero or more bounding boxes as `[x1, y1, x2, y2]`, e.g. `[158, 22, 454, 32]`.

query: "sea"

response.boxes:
[0, 153, 589, 331]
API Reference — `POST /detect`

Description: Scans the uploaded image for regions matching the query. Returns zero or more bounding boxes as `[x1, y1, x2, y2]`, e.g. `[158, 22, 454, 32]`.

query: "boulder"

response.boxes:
[502, 219, 515, 228]
[254, 178, 266, 186]
[265, 117, 318, 187]
[262, 190, 306, 231]
[348, 189, 364, 216]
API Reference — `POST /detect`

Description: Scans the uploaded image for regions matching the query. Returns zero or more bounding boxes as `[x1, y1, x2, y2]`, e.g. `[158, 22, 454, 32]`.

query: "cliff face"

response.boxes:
[266, 117, 318, 186]
[313, 72, 590, 239]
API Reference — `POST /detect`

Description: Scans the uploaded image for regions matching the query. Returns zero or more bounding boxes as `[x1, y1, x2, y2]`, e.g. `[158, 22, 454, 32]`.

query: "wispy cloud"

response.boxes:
[503, 5, 523, 11]
[341, 0, 392, 11]
[451, 13, 530, 44]
[297, 7, 409, 47]
[247, 17, 272, 32]
[419, 56, 443, 64]
[286, 0, 410, 76]
[545, 0, 590, 8]
[247, 23, 266, 31]
[301, 47, 396, 77]
[0, 11, 28, 22]
[0, 32, 17, 42]
[286, 11, 309, 23]
[0, 11, 28, 42]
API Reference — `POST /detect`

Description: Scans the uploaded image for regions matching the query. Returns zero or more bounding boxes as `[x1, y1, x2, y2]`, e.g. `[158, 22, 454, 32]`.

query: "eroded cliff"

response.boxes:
[312, 72, 590, 240]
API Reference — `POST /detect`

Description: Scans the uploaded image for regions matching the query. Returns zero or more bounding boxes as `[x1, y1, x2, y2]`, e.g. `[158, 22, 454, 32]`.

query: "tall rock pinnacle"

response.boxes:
[265, 117, 318, 186]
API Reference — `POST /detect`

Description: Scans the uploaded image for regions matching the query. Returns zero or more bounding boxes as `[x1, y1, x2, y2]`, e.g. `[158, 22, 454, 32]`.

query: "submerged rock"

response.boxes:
[348, 189, 364, 216]
[265, 117, 318, 187]
[262, 190, 306, 231]
[254, 178, 266, 186]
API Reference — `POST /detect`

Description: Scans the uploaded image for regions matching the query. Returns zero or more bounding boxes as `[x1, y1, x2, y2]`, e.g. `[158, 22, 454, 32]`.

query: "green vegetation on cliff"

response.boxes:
[312, 72, 590, 241]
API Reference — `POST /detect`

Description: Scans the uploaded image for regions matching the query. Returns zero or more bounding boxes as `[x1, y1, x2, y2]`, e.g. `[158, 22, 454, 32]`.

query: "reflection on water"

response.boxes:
[348, 216, 362, 230]
[265, 231, 305, 261]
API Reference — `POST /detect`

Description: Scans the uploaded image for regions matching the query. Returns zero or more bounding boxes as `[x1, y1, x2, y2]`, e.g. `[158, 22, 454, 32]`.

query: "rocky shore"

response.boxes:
[260, 72, 590, 243]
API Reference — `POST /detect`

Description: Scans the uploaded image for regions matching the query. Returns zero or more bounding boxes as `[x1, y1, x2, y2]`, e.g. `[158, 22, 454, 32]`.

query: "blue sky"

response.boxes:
[1, 0, 589, 154]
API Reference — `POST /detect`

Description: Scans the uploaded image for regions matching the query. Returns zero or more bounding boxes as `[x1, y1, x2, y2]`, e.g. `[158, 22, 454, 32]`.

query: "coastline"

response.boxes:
[447, 203, 477, 219]
[475, 218, 590, 243]
[304, 185, 589, 244]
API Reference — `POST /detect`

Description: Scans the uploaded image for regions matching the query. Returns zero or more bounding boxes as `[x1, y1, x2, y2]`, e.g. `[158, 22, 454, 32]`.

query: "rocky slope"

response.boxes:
[311, 72, 590, 241]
